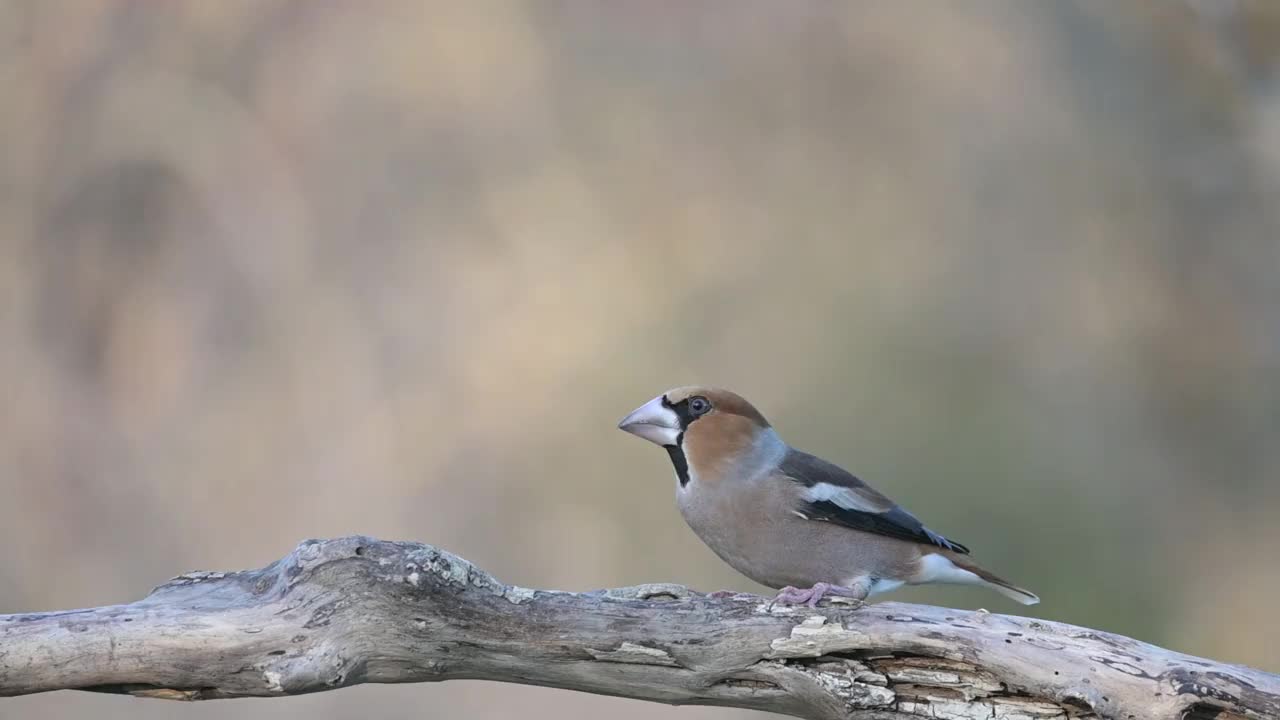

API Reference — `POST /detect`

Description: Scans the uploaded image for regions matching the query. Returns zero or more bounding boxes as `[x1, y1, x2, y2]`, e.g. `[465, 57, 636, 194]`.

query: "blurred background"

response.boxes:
[3, 1, 1280, 718]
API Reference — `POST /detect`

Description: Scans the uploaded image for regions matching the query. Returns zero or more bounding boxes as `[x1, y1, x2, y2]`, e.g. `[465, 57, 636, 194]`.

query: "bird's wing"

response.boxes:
[777, 449, 970, 554]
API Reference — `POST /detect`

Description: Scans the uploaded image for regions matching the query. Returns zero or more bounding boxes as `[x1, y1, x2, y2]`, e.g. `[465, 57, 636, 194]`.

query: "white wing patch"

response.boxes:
[802, 482, 884, 513]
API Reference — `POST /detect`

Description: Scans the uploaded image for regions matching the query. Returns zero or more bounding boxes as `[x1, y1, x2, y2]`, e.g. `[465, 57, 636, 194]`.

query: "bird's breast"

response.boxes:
[675, 473, 924, 590]
[676, 476, 798, 584]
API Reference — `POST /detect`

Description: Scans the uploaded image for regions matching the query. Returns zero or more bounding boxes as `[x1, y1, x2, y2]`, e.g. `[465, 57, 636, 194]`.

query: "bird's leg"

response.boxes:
[804, 582, 837, 608]
[771, 580, 870, 608]
[808, 581, 870, 607]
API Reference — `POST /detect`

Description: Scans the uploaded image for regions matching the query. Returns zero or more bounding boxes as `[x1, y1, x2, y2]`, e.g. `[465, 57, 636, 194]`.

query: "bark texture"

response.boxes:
[1, 536, 1276, 720]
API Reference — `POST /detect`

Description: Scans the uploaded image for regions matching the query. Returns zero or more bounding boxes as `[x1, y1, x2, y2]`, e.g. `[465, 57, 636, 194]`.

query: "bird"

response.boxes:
[617, 386, 1039, 607]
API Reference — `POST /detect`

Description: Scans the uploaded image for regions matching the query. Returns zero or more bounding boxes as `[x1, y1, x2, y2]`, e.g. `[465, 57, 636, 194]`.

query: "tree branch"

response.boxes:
[1, 537, 1275, 719]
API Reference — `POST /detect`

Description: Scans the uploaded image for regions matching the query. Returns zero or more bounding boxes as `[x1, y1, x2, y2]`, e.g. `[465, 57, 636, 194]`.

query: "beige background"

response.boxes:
[3, 2, 1280, 719]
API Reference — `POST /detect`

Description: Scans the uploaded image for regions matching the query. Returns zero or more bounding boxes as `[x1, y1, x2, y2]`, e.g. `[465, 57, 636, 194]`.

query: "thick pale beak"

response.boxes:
[617, 395, 682, 447]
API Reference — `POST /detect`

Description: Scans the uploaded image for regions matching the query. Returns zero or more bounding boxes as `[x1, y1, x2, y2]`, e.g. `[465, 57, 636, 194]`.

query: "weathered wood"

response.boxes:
[1, 537, 1275, 719]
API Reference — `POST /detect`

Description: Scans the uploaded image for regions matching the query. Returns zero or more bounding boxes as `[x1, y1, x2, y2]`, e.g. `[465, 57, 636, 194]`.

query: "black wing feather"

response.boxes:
[780, 450, 970, 554]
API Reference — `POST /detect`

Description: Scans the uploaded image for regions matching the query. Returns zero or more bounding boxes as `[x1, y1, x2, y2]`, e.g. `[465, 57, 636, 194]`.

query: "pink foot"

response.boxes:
[772, 585, 817, 606]
[771, 582, 867, 608]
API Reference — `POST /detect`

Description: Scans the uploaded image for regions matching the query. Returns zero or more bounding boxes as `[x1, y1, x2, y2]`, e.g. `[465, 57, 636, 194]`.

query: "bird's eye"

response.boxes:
[688, 396, 712, 416]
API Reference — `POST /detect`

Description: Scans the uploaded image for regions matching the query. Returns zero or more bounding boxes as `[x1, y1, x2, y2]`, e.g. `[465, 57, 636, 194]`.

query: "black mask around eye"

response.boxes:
[663, 395, 713, 430]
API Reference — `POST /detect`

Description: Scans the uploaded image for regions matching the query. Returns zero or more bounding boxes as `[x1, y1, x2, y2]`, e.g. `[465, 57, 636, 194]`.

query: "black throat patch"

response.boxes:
[660, 396, 701, 487]
[665, 433, 690, 487]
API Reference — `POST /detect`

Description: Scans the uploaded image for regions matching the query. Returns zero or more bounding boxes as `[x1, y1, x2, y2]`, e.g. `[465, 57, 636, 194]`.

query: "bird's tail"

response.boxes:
[955, 555, 1040, 605]
[926, 551, 1040, 605]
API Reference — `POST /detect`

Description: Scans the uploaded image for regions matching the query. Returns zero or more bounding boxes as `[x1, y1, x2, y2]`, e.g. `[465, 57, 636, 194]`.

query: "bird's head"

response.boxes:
[618, 387, 779, 486]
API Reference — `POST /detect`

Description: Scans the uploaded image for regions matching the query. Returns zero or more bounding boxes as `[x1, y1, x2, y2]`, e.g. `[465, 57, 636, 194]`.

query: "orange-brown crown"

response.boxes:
[662, 386, 771, 429]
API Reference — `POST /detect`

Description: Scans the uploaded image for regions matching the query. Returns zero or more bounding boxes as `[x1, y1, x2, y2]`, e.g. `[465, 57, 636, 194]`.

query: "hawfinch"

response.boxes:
[618, 386, 1039, 607]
